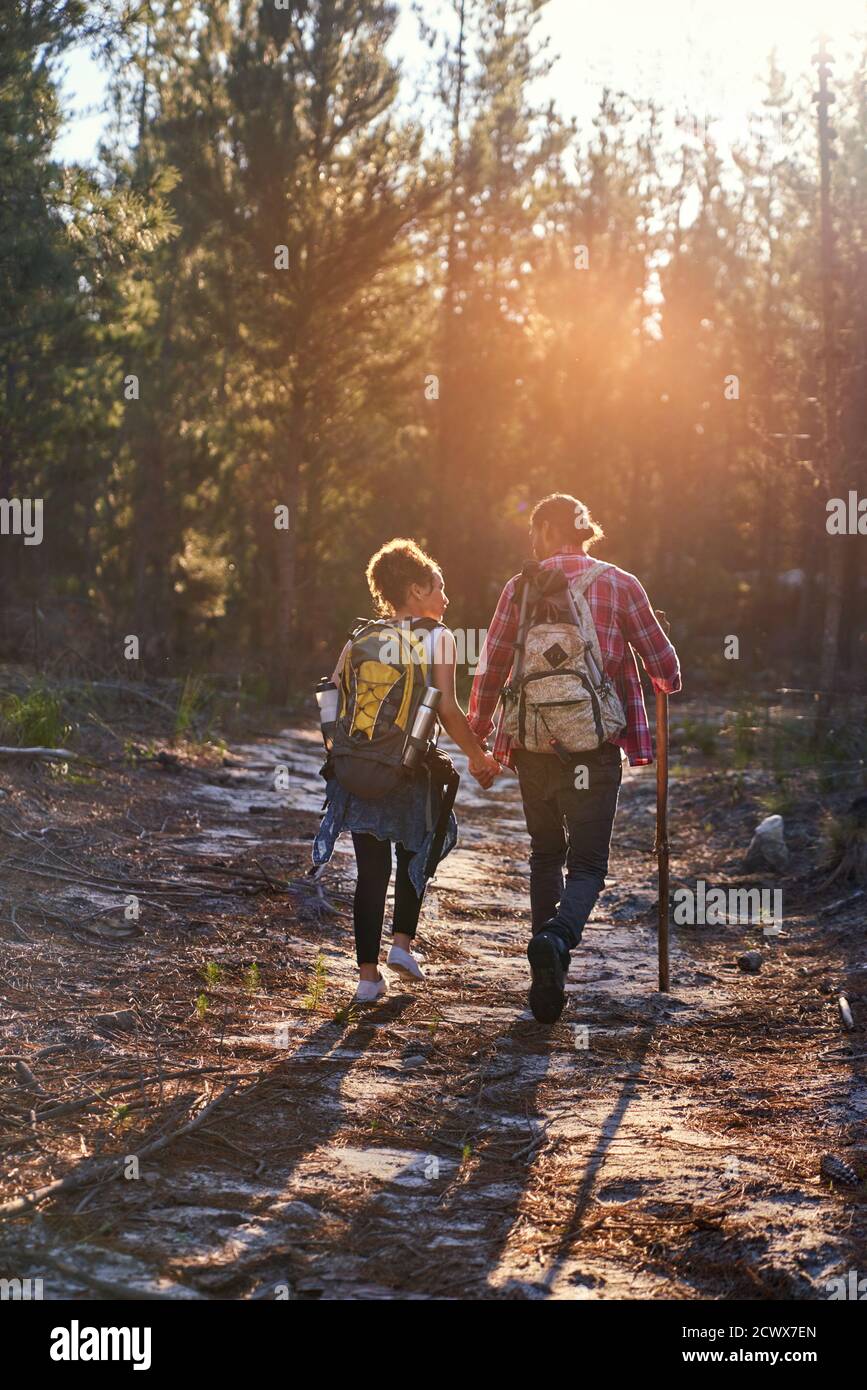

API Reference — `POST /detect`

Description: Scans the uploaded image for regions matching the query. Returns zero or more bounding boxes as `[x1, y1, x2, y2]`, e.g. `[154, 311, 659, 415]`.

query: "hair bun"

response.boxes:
[530, 492, 604, 553]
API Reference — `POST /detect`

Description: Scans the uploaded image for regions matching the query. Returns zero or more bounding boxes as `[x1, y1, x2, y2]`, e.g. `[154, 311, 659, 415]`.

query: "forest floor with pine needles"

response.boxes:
[0, 689, 865, 1300]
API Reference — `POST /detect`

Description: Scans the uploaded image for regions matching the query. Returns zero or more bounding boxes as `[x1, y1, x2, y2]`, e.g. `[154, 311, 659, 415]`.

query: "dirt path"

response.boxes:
[1, 725, 865, 1299]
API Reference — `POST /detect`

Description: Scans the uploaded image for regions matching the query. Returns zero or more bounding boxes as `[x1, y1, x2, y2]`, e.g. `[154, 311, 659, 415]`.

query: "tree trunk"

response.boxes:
[0, 356, 17, 647]
[270, 387, 305, 701]
[132, 431, 172, 669]
[431, 0, 467, 576]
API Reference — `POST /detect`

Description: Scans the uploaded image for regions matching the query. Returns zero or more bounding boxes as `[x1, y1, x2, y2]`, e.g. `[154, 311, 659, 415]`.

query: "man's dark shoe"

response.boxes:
[527, 931, 567, 1024]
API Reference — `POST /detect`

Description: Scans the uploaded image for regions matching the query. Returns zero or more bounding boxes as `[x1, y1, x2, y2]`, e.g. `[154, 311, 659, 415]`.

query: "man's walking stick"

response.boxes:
[654, 610, 671, 993]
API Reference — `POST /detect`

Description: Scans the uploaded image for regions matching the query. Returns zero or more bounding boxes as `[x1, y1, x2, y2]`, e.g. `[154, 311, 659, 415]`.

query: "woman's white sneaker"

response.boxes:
[353, 975, 387, 1004]
[386, 945, 425, 980]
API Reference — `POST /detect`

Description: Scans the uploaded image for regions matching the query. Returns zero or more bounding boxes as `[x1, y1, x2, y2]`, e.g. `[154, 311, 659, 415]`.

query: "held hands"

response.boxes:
[468, 749, 502, 790]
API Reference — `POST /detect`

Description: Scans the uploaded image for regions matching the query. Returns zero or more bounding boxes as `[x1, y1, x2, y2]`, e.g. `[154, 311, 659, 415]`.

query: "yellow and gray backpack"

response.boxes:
[502, 561, 626, 755]
[331, 617, 442, 799]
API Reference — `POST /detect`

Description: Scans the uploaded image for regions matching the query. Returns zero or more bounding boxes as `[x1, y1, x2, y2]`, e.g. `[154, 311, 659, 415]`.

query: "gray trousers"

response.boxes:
[513, 741, 622, 956]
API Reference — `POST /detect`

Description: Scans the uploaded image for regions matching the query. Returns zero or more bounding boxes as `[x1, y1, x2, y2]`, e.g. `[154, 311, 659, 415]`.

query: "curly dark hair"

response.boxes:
[530, 493, 604, 552]
[365, 537, 441, 616]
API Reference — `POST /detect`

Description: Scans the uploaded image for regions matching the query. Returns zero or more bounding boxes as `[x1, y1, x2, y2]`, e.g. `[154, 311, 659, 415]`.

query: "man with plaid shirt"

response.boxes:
[468, 493, 681, 1023]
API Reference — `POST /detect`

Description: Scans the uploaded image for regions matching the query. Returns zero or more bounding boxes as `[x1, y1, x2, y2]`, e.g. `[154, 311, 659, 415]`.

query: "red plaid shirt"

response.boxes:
[467, 546, 681, 767]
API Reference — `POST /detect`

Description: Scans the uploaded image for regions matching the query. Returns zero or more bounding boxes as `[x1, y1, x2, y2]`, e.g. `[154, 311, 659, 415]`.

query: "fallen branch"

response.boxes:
[508, 1117, 558, 1161]
[14, 1061, 48, 1096]
[285, 877, 349, 914]
[180, 862, 282, 892]
[41, 1248, 206, 1301]
[0, 1045, 75, 1062]
[5, 856, 209, 901]
[28, 1068, 247, 1122]
[819, 889, 865, 916]
[0, 1081, 239, 1218]
[254, 859, 283, 891]
[0, 746, 80, 761]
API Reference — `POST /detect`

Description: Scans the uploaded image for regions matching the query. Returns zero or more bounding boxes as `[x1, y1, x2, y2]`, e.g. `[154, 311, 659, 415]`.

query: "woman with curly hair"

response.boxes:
[313, 538, 501, 1004]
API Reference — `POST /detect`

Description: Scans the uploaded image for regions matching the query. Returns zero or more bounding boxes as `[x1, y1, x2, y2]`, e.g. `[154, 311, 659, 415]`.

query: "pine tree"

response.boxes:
[424, 0, 572, 615]
[530, 91, 667, 576]
[141, 0, 441, 693]
[0, 0, 175, 660]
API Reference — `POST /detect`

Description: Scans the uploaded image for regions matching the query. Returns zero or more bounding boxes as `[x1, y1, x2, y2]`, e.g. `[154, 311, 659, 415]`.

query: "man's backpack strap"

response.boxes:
[567, 562, 612, 691]
[570, 560, 611, 595]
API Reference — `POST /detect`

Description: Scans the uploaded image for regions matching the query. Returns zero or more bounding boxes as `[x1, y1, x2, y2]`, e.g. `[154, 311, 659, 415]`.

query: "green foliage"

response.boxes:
[333, 1000, 362, 1025]
[0, 2, 178, 663]
[756, 782, 799, 819]
[2, 1, 865, 702]
[0, 688, 71, 747]
[175, 676, 211, 741]
[731, 708, 758, 768]
[303, 952, 328, 1011]
[823, 808, 866, 855]
[820, 805, 867, 886]
[675, 717, 719, 757]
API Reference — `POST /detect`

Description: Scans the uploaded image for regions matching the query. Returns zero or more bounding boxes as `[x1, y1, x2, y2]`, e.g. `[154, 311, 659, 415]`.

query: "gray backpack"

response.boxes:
[502, 561, 626, 755]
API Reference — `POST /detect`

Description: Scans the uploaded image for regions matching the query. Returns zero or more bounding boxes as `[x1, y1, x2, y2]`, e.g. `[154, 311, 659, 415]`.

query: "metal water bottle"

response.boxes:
[402, 686, 442, 769]
[315, 677, 339, 750]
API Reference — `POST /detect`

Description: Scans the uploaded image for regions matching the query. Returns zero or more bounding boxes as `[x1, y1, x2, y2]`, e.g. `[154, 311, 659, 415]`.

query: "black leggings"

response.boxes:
[351, 833, 424, 967]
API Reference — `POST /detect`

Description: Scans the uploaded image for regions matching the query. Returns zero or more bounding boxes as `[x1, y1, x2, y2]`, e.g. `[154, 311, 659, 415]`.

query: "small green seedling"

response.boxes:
[303, 952, 327, 1010]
